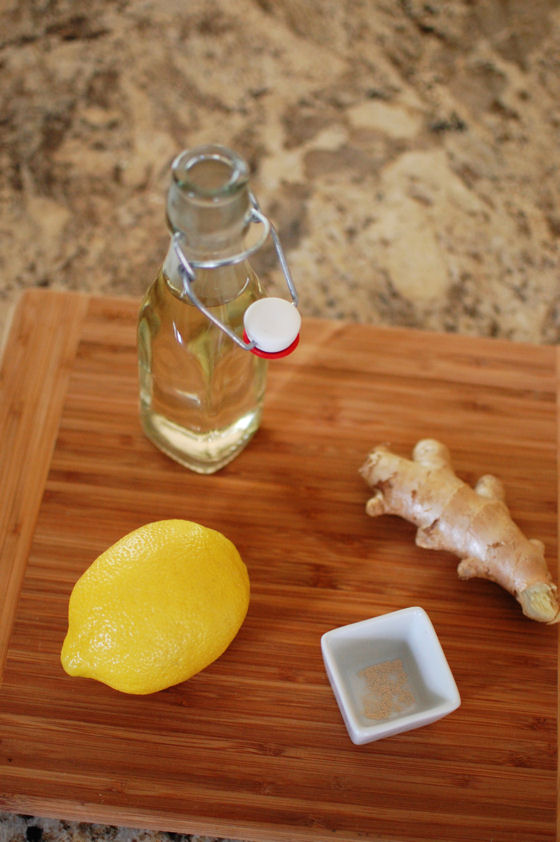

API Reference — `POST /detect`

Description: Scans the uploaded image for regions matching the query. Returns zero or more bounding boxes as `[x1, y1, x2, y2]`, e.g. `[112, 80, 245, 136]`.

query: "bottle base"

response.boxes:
[140, 407, 261, 474]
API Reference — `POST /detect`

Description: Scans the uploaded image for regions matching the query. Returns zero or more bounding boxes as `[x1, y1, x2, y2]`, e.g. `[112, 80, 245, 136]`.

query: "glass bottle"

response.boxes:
[137, 145, 269, 474]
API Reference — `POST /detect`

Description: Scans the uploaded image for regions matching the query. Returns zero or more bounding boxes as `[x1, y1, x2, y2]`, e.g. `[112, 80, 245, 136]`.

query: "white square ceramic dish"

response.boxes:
[321, 606, 461, 745]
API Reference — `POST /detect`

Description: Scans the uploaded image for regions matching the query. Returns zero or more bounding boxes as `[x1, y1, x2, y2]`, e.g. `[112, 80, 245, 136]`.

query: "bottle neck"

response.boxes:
[166, 145, 252, 263]
[163, 145, 257, 305]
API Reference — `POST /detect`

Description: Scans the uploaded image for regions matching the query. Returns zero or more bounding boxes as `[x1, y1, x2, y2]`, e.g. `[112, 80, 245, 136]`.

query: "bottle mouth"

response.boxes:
[172, 145, 249, 200]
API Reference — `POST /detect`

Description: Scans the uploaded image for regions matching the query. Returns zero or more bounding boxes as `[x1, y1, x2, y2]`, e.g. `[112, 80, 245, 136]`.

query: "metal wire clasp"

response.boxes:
[173, 193, 298, 352]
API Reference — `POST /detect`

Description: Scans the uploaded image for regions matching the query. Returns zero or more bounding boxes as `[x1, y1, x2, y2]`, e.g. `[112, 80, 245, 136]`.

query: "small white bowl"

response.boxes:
[321, 607, 461, 745]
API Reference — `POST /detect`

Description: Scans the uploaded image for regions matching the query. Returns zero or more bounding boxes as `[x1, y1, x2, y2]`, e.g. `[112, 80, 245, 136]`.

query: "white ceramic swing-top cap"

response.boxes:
[243, 297, 301, 354]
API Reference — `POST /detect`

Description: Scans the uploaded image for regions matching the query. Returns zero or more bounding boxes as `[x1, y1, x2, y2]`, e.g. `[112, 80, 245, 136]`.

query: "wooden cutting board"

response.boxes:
[0, 288, 557, 842]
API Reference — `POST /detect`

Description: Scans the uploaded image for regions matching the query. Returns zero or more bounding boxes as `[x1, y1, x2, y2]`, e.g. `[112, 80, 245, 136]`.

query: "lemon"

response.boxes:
[61, 519, 250, 694]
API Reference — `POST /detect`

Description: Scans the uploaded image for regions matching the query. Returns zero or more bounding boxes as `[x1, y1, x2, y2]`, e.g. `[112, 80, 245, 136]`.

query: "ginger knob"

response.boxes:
[360, 439, 559, 624]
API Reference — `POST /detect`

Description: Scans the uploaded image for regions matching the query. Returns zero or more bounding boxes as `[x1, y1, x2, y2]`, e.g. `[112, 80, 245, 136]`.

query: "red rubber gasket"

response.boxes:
[242, 330, 300, 359]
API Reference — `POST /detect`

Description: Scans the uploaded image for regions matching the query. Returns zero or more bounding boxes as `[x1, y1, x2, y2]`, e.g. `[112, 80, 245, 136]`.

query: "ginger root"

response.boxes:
[360, 439, 559, 624]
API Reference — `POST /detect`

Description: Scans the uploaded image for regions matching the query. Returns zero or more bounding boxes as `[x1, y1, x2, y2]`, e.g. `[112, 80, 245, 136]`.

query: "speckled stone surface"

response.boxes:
[0, 816, 242, 842]
[2, 0, 560, 351]
[1, 1, 560, 840]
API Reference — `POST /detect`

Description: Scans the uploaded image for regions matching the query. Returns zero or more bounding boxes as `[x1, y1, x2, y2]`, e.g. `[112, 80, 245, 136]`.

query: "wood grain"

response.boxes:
[0, 290, 89, 678]
[0, 289, 557, 842]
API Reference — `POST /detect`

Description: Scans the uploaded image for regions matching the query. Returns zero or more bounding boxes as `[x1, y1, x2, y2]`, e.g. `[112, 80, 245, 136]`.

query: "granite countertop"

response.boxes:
[1, 1, 560, 840]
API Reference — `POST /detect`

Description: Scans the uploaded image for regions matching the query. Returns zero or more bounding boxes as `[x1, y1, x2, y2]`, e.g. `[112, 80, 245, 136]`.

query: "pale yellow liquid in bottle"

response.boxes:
[138, 261, 267, 473]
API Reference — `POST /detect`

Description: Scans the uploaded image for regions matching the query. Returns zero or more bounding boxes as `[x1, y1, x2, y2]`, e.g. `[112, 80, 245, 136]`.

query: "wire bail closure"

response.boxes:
[173, 193, 299, 354]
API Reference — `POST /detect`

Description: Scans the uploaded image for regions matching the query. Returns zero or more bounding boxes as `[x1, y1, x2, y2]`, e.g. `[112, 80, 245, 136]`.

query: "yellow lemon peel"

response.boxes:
[61, 519, 250, 694]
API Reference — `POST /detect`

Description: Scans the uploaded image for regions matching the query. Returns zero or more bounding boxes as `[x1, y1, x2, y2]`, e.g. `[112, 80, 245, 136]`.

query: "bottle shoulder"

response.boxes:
[149, 241, 264, 307]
